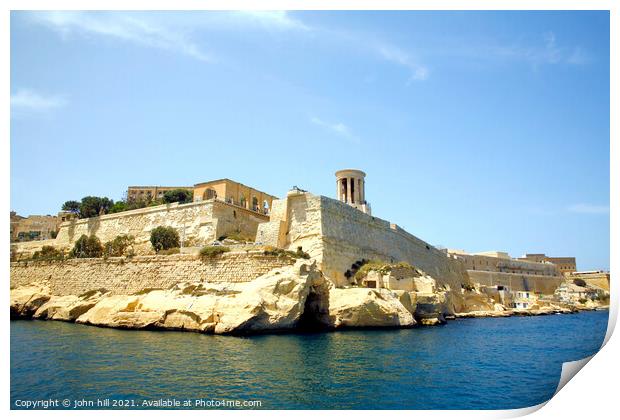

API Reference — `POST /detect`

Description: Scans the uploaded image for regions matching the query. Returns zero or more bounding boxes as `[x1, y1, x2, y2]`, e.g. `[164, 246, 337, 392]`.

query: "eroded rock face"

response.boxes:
[326, 288, 415, 328]
[11, 261, 330, 335]
[34, 289, 110, 321]
[10, 284, 51, 319]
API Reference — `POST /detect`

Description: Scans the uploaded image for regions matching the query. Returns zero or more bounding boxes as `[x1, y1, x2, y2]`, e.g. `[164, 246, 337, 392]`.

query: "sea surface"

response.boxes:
[11, 310, 609, 410]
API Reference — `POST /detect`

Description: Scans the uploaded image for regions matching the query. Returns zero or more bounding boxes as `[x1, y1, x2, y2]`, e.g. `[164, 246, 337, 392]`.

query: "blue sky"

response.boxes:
[10, 11, 610, 270]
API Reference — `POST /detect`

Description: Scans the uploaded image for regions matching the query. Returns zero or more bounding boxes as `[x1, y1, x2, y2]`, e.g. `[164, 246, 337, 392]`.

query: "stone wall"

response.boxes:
[13, 200, 268, 257]
[10, 252, 294, 296]
[318, 195, 469, 289]
[262, 192, 470, 289]
[566, 272, 610, 291]
[467, 270, 565, 295]
[449, 252, 560, 277]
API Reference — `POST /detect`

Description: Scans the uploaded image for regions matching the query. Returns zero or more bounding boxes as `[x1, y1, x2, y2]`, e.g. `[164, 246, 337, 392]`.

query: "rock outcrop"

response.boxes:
[11, 261, 334, 334]
[10, 260, 601, 335]
[34, 289, 110, 321]
[10, 284, 51, 319]
[326, 288, 415, 328]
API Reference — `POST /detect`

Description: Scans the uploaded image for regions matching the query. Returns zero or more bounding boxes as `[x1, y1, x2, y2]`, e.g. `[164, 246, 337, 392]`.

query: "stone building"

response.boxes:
[518, 253, 577, 275]
[11, 168, 593, 300]
[128, 179, 277, 215]
[445, 249, 565, 295]
[193, 179, 276, 214]
[10, 212, 60, 242]
[127, 185, 193, 202]
[447, 250, 560, 277]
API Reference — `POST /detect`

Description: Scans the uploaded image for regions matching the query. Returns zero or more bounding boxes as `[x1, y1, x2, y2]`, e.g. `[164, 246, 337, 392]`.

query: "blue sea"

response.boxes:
[10, 310, 609, 410]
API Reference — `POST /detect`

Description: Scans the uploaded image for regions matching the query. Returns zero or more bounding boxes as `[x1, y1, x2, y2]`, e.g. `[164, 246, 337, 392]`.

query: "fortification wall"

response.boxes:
[14, 200, 268, 257]
[10, 252, 293, 296]
[567, 272, 610, 291]
[317, 196, 469, 289]
[54, 201, 218, 251]
[451, 252, 560, 277]
[467, 270, 564, 295]
[264, 193, 469, 289]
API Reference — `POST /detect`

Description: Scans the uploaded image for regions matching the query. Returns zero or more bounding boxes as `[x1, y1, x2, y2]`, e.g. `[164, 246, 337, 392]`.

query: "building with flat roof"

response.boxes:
[10, 211, 60, 242]
[127, 178, 277, 215]
[518, 254, 577, 275]
[193, 178, 277, 214]
[127, 185, 192, 203]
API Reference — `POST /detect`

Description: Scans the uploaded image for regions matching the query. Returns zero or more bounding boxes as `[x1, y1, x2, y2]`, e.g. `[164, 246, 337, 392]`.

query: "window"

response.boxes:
[204, 189, 217, 200]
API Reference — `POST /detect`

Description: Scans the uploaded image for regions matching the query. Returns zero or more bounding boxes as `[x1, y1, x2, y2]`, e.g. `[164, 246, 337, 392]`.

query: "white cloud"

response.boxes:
[28, 11, 212, 62]
[310, 116, 359, 143]
[11, 89, 67, 114]
[233, 11, 311, 31]
[567, 204, 609, 214]
[375, 43, 429, 82]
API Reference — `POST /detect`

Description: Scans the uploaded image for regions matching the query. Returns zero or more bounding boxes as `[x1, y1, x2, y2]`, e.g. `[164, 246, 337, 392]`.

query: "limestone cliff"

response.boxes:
[11, 261, 419, 333]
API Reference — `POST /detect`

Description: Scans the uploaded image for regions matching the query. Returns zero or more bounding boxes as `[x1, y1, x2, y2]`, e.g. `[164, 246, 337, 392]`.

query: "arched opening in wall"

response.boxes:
[252, 197, 258, 212]
[227, 196, 235, 204]
[203, 189, 217, 200]
[239, 195, 246, 208]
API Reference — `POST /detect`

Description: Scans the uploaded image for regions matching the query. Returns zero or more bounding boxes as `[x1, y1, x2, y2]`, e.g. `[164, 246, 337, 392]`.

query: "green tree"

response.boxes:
[70, 234, 103, 258]
[150, 226, 180, 252]
[79, 196, 114, 218]
[62, 200, 81, 213]
[108, 201, 128, 214]
[162, 189, 194, 204]
[103, 235, 135, 257]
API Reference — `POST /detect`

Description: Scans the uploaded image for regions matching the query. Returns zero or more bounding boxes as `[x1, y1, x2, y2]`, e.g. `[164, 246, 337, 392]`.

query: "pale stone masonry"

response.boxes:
[50, 199, 267, 254]
[10, 252, 294, 296]
[11, 168, 589, 298]
[257, 190, 470, 290]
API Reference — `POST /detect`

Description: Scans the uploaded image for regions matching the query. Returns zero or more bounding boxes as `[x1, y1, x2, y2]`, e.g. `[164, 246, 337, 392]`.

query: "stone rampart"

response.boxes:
[318, 196, 469, 289]
[262, 192, 470, 289]
[13, 200, 268, 257]
[10, 252, 293, 296]
[467, 270, 565, 295]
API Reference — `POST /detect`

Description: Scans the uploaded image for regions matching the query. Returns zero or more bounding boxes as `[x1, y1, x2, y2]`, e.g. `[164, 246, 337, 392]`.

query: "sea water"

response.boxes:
[10, 310, 608, 410]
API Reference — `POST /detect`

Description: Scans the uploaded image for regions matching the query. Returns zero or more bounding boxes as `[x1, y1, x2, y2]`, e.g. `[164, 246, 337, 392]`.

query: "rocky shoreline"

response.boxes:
[10, 261, 606, 335]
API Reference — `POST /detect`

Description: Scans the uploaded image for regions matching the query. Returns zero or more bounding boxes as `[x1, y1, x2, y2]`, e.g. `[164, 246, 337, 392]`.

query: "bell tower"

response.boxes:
[335, 169, 371, 215]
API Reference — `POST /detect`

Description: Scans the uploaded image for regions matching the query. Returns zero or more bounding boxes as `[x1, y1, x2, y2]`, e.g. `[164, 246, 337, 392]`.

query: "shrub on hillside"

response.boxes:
[218, 230, 253, 243]
[353, 261, 387, 282]
[263, 246, 310, 260]
[199, 245, 230, 259]
[150, 226, 180, 252]
[103, 235, 135, 257]
[158, 247, 180, 256]
[32, 245, 65, 261]
[70, 234, 103, 258]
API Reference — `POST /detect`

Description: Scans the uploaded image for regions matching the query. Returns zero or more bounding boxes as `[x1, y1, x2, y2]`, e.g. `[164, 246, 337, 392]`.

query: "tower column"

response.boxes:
[348, 177, 354, 204]
[335, 169, 369, 214]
